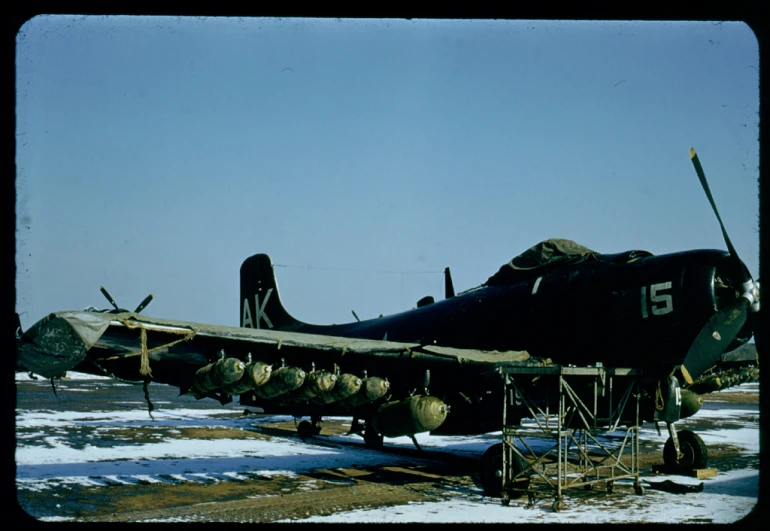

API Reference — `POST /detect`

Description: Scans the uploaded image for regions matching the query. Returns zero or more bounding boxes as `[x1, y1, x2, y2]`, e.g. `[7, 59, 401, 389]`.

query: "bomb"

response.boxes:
[280, 370, 337, 404]
[371, 395, 448, 438]
[311, 373, 363, 405]
[338, 377, 390, 409]
[193, 358, 245, 393]
[680, 388, 704, 418]
[222, 361, 272, 396]
[252, 366, 306, 400]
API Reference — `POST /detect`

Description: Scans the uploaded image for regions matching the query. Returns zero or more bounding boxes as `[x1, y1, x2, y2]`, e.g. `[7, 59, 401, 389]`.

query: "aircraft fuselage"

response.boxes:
[241, 249, 752, 378]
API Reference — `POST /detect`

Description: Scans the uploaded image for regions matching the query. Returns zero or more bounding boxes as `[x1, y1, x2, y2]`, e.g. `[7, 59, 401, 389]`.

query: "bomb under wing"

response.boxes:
[312, 373, 362, 405]
[193, 357, 245, 395]
[338, 376, 391, 410]
[371, 395, 449, 438]
[280, 370, 337, 404]
[252, 366, 306, 400]
[222, 361, 273, 396]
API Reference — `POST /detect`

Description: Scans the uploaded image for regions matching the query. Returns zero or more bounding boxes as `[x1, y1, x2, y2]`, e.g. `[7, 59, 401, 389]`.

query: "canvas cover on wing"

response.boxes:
[16, 312, 111, 379]
[485, 238, 652, 285]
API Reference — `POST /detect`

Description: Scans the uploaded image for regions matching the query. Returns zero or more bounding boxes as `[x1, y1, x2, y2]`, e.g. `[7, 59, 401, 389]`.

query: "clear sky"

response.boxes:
[14, 16, 760, 330]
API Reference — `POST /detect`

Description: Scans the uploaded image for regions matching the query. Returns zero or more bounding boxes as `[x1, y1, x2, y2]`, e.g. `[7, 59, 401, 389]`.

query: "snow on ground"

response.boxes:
[708, 382, 759, 394]
[15, 408, 492, 491]
[285, 466, 759, 524]
[15, 373, 760, 523]
[16, 371, 113, 381]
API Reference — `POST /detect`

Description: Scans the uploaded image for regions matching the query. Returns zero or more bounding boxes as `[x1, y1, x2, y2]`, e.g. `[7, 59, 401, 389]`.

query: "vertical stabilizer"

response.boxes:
[239, 254, 303, 331]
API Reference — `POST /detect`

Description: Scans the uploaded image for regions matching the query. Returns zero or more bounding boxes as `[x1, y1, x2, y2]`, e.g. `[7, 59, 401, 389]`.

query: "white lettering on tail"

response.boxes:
[242, 298, 253, 328]
[242, 288, 274, 329]
[255, 289, 274, 329]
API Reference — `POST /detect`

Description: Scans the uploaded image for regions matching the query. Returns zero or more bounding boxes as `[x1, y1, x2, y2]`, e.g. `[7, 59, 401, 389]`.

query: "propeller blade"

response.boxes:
[690, 148, 750, 283]
[134, 294, 154, 314]
[747, 310, 760, 355]
[15, 312, 23, 339]
[445, 267, 455, 299]
[100, 286, 120, 311]
[679, 298, 750, 385]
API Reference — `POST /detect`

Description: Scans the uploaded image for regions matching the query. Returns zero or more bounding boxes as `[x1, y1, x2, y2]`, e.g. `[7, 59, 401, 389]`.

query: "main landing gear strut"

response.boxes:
[302, 414, 386, 448]
[662, 422, 708, 471]
[348, 415, 384, 448]
[656, 375, 708, 471]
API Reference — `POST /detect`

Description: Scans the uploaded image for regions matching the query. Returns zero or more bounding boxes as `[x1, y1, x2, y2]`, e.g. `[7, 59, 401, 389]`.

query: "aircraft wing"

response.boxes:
[17, 310, 543, 401]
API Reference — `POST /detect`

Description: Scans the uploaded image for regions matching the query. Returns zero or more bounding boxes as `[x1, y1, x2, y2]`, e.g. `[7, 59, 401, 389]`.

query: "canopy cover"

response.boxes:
[485, 238, 653, 285]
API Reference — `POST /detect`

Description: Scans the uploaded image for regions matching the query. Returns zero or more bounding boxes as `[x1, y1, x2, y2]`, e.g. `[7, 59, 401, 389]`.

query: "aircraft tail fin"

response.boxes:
[239, 254, 304, 331]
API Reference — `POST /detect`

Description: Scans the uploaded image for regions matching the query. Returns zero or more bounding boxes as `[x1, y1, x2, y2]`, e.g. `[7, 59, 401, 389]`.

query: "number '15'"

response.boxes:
[641, 282, 673, 318]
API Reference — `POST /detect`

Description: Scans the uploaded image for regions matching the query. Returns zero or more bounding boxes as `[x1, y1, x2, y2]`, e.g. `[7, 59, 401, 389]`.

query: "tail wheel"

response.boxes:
[663, 429, 708, 470]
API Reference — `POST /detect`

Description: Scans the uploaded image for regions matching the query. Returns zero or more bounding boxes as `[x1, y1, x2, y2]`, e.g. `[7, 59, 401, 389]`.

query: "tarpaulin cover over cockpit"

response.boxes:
[484, 238, 653, 285]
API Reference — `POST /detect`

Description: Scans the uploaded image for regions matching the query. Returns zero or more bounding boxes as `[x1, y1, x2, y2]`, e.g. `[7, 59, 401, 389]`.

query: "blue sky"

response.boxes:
[15, 17, 760, 329]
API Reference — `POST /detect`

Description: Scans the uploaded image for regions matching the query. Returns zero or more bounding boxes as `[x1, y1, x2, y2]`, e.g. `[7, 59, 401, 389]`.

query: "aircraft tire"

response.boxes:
[297, 420, 315, 439]
[663, 429, 708, 470]
[480, 443, 504, 497]
[480, 443, 530, 499]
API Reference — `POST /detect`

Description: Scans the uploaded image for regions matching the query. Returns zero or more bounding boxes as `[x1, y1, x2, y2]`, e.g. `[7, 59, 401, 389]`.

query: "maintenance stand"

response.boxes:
[492, 364, 645, 512]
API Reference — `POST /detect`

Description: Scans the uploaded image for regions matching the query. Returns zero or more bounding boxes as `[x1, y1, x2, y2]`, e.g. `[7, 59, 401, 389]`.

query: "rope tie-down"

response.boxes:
[103, 319, 198, 418]
[104, 320, 198, 378]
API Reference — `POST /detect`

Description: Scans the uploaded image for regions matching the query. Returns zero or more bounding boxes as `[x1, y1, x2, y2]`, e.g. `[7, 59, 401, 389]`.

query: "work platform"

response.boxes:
[495, 365, 645, 511]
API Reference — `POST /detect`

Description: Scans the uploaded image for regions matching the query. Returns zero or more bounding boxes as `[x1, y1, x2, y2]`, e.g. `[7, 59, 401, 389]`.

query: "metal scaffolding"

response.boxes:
[498, 365, 645, 511]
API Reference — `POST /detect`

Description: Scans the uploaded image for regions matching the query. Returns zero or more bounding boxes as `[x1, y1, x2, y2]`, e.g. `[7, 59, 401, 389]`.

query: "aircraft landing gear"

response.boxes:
[663, 426, 708, 470]
[363, 425, 383, 448]
[480, 443, 504, 497]
[480, 442, 530, 499]
[297, 415, 323, 439]
[409, 435, 423, 451]
[348, 416, 365, 435]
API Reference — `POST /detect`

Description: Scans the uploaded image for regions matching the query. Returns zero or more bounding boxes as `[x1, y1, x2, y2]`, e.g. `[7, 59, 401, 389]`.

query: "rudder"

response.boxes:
[239, 254, 303, 331]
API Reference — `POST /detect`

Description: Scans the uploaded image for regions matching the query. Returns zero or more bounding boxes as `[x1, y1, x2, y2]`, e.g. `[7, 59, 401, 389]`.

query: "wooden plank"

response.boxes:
[651, 465, 718, 478]
[692, 468, 718, 479]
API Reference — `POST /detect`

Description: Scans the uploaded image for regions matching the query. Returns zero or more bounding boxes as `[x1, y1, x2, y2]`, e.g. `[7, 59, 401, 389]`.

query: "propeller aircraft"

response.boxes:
[16, 148, 760, 498]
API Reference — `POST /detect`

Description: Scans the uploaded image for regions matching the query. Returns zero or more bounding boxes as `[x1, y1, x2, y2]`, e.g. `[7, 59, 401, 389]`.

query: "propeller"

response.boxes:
[747, 305, 760, 354]
[677, 148, 760, 384]
[100, 286, 155, 314]
[689, 148, 752, 285]
[678, 300, 749, 384]
[134, 293, 155, 314]
[100, 286, 120, 311]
